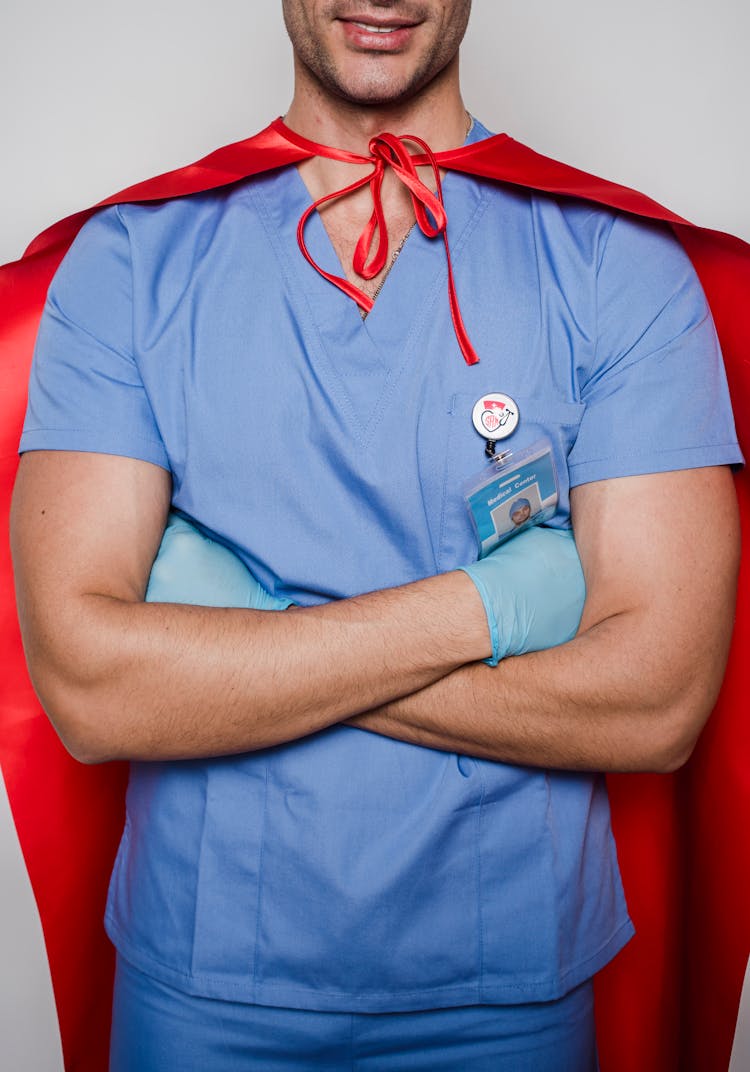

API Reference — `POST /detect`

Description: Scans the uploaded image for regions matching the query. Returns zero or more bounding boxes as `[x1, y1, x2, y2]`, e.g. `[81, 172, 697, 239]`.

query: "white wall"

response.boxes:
[2, 2, 748, 1068]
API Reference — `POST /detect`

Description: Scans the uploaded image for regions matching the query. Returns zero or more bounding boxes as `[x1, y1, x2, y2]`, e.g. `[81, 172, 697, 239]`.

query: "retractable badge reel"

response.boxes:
[471, 393, 520, 458]
[464, 393, 560, 557]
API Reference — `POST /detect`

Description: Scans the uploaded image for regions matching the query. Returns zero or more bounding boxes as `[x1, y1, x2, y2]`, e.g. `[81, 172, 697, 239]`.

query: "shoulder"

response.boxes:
[115, 181, 255, 251]
[52, 176, 271, 305]
[470, 120, 689, 275]
[519, 194, 688, 279]
[72, 175, 271, 254]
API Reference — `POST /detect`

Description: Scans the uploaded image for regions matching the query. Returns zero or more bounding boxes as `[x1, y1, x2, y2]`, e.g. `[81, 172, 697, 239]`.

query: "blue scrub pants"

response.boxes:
[110, 956, 599, 1071]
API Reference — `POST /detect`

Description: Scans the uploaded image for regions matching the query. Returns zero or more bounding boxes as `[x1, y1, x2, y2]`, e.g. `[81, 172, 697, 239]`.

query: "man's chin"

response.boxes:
[327, 69, 431, 109]
[333, 88, 415, 108]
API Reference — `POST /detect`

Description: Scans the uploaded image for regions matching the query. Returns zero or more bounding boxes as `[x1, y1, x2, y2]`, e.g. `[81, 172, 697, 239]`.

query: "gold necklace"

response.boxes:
[364, 226, 414, 310]
[359, 111, 473, 316]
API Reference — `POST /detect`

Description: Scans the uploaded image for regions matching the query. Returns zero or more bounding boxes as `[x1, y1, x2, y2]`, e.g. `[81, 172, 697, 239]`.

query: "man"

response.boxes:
[509, 498, 532, 527]
[9, 2, 742, 1069]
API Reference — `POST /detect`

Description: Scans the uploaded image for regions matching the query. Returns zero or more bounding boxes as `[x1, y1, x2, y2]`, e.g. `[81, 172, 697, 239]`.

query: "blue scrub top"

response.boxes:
[21, 120, 742, 1011]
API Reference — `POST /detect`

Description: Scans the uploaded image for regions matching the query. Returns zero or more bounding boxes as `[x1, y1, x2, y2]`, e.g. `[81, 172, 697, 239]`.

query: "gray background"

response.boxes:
[1, 1, 748, 1067]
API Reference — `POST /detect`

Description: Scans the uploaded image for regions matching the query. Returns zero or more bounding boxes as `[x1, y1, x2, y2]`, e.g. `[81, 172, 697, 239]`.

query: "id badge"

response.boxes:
[463, 438, 560, 557]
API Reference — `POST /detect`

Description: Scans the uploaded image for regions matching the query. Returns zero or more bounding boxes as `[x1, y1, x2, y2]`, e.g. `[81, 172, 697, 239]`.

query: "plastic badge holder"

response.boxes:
[463, 437, 560, 558]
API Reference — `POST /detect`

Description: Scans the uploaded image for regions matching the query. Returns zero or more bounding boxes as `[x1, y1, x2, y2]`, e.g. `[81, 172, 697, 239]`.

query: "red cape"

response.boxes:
[1, 121, 748, 1071]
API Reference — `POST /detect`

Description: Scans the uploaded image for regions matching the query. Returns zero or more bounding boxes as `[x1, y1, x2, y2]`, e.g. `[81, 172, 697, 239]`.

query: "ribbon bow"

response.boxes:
[272, 118, 480, 366]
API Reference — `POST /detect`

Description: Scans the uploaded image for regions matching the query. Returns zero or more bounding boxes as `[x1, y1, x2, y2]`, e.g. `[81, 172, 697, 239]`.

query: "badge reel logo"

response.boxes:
[481, 401, 510, 435]
[471, 393, 520, 446]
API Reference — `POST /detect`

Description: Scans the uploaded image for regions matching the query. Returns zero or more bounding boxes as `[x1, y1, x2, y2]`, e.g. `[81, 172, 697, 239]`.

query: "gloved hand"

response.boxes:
[146, 512, 292, 611]
[458, 527, 585, 666]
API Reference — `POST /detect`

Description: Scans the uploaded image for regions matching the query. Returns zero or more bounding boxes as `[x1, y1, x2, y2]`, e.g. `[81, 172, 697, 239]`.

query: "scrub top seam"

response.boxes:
[18, 429, 171, 471]
[101, 915, 635, 1004]
[251, 764, 271, 997]
[298, 222, 441, 452]
[188, 769, 211, 978]
[541, 770, 564, 978]
[247, 175, 366, 446]
[354, 180, 493, 454]
[584, 307, 715, 398]
[423, 179, 493, 362]
[434, 397, 461, 572]
[567, 442, 744, 486]
[254, 167, 414, 450]
[528, 194, 545, 369]
[572, 439, 742, 463]
[18, 426, 168, 450]
[285, 161, 392, 367]
[475, 761, 488, 998]
[349, 223, 449, 451]
[590, 213, 619, 385]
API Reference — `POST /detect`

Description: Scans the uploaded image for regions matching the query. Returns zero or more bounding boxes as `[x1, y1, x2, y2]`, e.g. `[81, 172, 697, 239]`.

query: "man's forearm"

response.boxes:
[14, 454, 739, 771]
[376, 464, 739, 775]
[27, 571, 490, 764]
[347, 606, 731, 774]
[12, 451, 490, 764]
[348, 465, 742, 775]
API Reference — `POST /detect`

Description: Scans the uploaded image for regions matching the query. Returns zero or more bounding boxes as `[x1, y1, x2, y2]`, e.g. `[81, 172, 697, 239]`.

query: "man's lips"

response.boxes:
[338, 16, 421, 50]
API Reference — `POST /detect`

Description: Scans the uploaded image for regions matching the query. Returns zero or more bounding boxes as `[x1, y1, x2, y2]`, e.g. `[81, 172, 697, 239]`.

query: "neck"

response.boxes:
[283, 56, 470, 157]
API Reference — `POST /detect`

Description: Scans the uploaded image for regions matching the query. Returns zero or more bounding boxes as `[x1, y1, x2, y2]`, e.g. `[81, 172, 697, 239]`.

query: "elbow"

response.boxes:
[652, 735, 696, 774]
[626, 728, 694, 775]
[29, 666, 122, 766]
[621, 629, 733, 774]
[57, 712, 122, 766]
[59, 722, 119, 766]
[60, 738, 114, 767]
[636, 687, 718, 774]
[18, 596, 139, 765]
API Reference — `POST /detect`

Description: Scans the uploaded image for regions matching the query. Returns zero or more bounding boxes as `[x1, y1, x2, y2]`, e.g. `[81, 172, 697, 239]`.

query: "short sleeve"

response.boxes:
[566, 215, 742, 486]
[20, 206, 170, 470]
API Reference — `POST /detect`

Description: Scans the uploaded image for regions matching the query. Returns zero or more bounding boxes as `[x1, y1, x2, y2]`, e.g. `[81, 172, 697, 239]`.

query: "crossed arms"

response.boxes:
[10, 448, 739, 772]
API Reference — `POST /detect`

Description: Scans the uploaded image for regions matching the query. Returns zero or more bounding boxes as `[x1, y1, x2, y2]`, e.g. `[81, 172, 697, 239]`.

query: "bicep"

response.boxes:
[571, 466, 740, 709]
[11, 450, 171, 640]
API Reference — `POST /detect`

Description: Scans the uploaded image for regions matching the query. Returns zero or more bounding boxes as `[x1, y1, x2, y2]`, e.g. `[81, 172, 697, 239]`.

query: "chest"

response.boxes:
[322, 203, 418, 304]
[130, 172, 597, 602]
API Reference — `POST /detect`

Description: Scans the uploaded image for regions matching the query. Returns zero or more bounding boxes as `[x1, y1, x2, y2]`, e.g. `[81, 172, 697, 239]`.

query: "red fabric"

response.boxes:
[1, 120, 748, 1072]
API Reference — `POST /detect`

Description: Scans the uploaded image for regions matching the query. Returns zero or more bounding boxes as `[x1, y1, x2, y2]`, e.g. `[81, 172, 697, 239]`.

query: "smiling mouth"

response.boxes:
[336, 14, 423, 51]
[340, 13, 421, 32]
[352, 22, 403, 33]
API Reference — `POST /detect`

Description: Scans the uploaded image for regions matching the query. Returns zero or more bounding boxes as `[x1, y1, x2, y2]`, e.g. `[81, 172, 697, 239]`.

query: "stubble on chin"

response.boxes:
[283, 1, 470, 108]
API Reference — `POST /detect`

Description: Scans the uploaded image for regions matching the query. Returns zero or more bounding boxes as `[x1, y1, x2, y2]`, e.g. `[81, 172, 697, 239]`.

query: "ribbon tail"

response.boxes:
[443, 231, 480, 366]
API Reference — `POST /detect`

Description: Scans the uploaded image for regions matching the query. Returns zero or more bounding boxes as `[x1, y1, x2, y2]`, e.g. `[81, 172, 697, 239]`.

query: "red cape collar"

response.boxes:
[21, 116, 695, 261]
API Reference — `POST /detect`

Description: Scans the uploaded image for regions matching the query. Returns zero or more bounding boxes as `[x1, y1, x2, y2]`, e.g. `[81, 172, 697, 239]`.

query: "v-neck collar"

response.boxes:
[249, 120, 493, 445]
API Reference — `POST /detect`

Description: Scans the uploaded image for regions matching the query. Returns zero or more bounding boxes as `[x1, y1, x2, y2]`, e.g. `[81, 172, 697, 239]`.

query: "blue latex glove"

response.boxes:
[458, 527, 585, 666]
[146, 512, 292, 611]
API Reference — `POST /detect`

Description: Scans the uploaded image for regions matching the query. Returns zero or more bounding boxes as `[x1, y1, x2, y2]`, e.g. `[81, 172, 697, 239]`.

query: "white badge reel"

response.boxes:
[471, 393, 520, 456]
